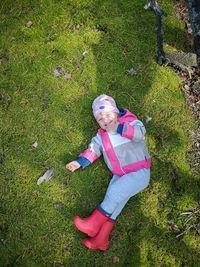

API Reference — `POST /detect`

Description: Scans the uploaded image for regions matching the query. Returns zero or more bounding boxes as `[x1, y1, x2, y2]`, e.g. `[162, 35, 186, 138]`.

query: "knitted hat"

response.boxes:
[92, 94, 119, 118]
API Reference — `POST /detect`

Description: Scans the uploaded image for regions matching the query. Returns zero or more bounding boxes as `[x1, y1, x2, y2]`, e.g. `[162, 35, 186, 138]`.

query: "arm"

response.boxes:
[78, 135, 102, 164]
[117, 120, 146, 142]
[66, 135, 102, 172]
[66, 161, 81, 172]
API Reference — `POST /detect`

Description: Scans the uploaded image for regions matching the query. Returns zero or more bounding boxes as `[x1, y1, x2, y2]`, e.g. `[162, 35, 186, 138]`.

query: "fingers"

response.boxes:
[66, 163, 75, 172]
[66, 161, 80, 172]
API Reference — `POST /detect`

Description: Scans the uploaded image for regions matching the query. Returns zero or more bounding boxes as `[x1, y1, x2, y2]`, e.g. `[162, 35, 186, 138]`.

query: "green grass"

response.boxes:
[0, 0, 199, 266]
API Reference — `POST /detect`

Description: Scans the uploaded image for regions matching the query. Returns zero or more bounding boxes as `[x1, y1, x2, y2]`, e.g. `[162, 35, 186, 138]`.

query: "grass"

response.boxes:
[0, 0, 199, 266]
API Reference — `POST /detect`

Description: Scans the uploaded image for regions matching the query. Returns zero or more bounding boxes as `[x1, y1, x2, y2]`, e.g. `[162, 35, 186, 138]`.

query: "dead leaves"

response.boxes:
[0, 54, 9, 67]
[53, 67, 64, 77]
[146, 115, 152, 124]
[168, 209, 200, 238]
[37, 167, 55, 185]
[32, 141, 38, 148]
[26, 21, 33, 28]
[113, 256, 120, 263]
[54, 204, 60, 209]
[168, 222, 179, 232]
[8, 36, 15, 42]
[53, 67, 72, 80]
[125, 68, 138, 76]
[71, 24, 80, 30]
[63, 72, 72, 80]
[176, 209, 200, 238]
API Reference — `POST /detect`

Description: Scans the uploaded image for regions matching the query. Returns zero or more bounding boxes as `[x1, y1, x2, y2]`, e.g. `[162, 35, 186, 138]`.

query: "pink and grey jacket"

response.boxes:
[77, 109, 151, 176]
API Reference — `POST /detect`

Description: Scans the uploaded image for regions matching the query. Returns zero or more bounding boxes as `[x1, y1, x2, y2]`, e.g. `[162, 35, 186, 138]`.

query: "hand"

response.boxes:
[106, 121, 119, 133]
[66, 161, 81, 172]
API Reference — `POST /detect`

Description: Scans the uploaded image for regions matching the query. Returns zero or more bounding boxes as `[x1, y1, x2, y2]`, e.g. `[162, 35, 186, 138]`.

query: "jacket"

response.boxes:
[77, 109, 151, 176]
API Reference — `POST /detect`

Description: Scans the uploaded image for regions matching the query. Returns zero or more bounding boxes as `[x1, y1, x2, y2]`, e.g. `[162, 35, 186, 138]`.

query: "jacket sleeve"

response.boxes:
[76, 157, 91, 169]
[77, 134, 102, 168]
[117, 120, 146, 142]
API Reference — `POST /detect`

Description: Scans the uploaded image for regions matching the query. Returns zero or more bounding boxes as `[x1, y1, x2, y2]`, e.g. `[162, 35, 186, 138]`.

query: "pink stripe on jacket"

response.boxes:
[79, 109, 151, 176]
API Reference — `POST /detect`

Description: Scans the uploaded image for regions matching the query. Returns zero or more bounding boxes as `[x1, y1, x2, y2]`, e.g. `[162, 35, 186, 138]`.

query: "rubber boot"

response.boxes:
[82, 220, 115, 250]
[73, 208, 109, 237]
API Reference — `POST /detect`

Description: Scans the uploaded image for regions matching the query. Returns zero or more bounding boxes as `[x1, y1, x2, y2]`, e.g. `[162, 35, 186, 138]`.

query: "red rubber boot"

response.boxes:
[73, 208, 109, 237]
[82, 220, 115, 250]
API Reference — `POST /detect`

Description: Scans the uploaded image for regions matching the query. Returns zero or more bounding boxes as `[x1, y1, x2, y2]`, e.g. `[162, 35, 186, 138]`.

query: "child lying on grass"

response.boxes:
[66, 94, 151, 250]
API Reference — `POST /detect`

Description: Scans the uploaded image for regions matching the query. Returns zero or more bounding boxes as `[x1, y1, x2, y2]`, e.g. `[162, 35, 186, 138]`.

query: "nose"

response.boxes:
[104, 117, 109, 123]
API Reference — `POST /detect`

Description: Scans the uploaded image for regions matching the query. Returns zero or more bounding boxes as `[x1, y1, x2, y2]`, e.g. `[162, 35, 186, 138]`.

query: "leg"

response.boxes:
[81, 169, 150, 251]
[100, 168, 150, 218]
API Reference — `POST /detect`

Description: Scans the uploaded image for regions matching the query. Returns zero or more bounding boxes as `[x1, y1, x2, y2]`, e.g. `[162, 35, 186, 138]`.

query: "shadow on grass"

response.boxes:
[63, 0, 200, 265]
[1, 0, 199, 266]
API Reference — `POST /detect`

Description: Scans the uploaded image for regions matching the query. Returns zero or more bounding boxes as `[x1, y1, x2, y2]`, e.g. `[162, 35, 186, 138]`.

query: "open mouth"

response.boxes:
[105, 121, 113, 128]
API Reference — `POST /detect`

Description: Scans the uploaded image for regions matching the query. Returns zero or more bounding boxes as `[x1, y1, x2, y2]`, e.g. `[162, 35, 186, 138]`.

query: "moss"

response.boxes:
[0, 0, 198, 266]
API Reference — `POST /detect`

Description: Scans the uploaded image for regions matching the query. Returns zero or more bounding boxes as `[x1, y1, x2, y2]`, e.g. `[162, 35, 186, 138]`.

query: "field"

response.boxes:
[0, 0, 199, 266]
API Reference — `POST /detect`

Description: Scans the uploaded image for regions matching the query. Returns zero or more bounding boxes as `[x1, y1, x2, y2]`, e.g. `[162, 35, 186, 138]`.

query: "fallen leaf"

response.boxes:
[125, 68, 137, 76]
[146, 115, 152, 123]
[113, 256, 120, 263]
[71, 24, 80, 30]
[32, 141, 38, 148]
[53, 67, 64, 77]
[82, 51, 87, 56]
[2, 54, 9, 60]
[1, 239, 7, 245]
[96, 24, 107, 32]
[54, 204, 60, 209]
[37, 167, 55, 185]
[63, 72, 72, 79]
[70, 192, 74, 199]
[26, 21, 33, 27]
[168, 222, 179, 231]
[65, 105, 71, 111]
[8, 36, 15, 41]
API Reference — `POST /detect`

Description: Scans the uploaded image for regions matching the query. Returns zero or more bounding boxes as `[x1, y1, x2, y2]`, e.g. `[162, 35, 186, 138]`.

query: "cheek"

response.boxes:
[98, 121, 105, 128]
[111, 115, 118, 123]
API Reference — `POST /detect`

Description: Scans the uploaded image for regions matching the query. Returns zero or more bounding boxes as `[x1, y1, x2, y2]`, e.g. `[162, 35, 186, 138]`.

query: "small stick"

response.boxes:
[176, 225, 194, 238]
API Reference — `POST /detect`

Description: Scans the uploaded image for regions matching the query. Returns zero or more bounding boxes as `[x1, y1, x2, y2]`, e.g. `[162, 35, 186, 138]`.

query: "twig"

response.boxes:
[176, 225, 194, 238]
[183, 215, 193, 226]
[180, 212, 193, 216]
[180, 8, 186, 15]
[194, 209, 200, 214]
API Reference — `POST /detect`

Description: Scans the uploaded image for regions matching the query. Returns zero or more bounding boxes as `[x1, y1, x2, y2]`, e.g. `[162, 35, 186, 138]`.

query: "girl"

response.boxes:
[66, 94, 151, 250]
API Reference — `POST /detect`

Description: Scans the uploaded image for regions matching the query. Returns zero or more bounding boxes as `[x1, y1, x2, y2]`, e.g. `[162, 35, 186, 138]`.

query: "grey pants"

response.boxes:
[100, 168, 150, 220]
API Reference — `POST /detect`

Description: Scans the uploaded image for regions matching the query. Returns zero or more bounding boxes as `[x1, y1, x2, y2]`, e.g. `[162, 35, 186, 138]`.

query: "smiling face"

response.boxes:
[96, 111, 118, 131]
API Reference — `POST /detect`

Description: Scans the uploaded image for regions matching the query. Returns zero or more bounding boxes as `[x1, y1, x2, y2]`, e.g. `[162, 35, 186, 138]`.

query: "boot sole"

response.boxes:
[82, 239, 108, 251]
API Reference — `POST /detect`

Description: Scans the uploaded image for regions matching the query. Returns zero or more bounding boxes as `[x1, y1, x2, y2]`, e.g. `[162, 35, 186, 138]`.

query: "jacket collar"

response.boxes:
[118, 108, 126, 117]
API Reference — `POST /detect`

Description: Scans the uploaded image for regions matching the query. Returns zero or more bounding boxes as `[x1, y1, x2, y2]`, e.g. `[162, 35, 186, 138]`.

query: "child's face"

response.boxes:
[96, 111, 118, 131]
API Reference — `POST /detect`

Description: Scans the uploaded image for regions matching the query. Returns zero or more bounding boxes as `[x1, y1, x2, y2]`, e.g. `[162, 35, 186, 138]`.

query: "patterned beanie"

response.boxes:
[92, 94, 119, 118]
